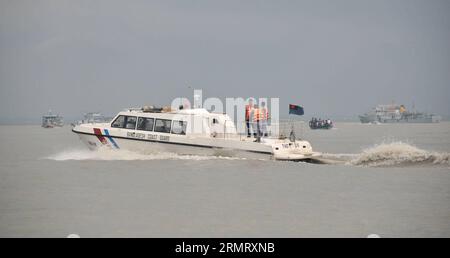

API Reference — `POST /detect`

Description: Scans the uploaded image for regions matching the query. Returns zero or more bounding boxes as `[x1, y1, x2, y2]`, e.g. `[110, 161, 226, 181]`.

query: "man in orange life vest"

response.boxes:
[252, 102, 269, 141]
[251, 104, 260, 138]
[257, 101, 269, 137]
[245, 99, 254, 137]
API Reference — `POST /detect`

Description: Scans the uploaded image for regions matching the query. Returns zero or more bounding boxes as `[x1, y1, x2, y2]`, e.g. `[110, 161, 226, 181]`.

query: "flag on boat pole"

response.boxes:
[289, 104, 304, 116]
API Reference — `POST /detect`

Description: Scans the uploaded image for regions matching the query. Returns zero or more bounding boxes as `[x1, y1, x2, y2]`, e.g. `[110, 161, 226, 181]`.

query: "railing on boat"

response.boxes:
[219, 120, 306, 141]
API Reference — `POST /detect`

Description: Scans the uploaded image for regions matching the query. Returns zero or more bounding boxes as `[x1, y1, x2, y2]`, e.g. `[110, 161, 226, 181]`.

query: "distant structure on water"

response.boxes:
[78, 112, 112, 124]
[42, 110, 64, 128]
[359, 104, 441, 124]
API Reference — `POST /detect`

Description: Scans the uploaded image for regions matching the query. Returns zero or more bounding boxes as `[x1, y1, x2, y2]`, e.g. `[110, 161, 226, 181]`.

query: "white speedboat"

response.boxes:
[72, 106, 321, 161]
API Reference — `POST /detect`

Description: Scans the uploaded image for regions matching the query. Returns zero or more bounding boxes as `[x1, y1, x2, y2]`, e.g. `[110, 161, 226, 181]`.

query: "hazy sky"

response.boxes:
[1, 0, 449, 123]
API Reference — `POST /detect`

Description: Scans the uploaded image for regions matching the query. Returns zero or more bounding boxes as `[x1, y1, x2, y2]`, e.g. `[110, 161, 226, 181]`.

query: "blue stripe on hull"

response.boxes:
[104, 129, 120, 149]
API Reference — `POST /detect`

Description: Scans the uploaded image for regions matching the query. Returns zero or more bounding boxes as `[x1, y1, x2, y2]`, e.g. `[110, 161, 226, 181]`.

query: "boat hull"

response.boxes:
[359, 116, 440, 123]
[72, 124, 322, 162]
[73, 129, 273, 160]
[309, 125, 333, 130]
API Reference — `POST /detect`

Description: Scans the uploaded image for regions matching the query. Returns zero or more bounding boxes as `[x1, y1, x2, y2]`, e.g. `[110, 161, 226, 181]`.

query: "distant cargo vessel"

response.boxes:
[42, 111, 64, 128]
[359, 104, 440, 124]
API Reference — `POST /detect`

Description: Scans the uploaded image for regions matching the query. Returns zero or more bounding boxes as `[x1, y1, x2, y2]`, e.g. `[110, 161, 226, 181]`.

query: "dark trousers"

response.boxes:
[253, 120, 261, 138]
[254, 121, 261, 142]
[246, 119, 251, 136]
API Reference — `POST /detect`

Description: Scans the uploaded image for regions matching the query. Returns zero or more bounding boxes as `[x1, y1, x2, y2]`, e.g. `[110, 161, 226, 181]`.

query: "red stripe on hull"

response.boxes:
[93, 128, 108, 144]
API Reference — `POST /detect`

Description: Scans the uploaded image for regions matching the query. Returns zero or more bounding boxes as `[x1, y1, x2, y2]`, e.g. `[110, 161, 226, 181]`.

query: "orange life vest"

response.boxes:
[253, 108, 269, 122]
[259, 108, 268, 121]
[252, 108, 259, 122]
[245, 105, 252, 120]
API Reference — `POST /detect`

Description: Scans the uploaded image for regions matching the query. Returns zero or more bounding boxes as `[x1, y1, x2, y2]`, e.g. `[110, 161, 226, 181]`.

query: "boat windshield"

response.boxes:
[112, 115, 137, 129]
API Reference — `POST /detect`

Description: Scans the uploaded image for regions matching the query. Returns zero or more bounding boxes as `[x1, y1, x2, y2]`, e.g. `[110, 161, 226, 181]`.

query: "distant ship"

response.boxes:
[42, 111, 64, 128]
[359, 104, 441, 124]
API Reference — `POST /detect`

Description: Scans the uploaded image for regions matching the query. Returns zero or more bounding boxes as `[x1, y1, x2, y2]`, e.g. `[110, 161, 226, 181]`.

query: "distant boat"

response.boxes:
[359, 104, 441, 124]
[77, 112, 112, 124]
[309, 118, 333, 130]
[42, 110, 64, 128]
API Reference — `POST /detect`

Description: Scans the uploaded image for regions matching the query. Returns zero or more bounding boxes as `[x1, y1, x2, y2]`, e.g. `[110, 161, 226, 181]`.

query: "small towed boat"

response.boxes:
[72, 106, 322, 162]
[309, 118, 333, 130]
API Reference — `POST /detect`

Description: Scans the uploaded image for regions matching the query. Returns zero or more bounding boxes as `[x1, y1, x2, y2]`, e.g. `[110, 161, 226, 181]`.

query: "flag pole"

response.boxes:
[288, 106, 296, 142]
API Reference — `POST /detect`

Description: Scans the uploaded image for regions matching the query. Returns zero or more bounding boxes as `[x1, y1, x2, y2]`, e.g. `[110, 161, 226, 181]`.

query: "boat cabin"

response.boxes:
[109, 108, 238, 138]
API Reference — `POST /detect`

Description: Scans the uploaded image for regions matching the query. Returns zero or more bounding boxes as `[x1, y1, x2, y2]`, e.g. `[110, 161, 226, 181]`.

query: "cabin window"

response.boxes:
[111, 115, 137, 129]
[125, 116, 137, 129]
[111, 115, 126, 128]
[212, 118, 219, 124]
[137, 117, 154, 131]
[154, 119, 171, 133]
[171, 121, 187, 135]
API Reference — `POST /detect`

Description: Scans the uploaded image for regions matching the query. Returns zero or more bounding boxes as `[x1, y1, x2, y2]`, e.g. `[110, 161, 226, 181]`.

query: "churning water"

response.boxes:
[46, 148, 249, 161]
[349, 141, 450, 167]
[46, 141, 450, 167]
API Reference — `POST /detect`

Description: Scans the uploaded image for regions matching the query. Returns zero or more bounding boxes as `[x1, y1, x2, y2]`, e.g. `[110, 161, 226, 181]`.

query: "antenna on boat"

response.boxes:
[287, 108, 295, 142]
[182, 84, 193, 110]
[287, 104, 305, 141]
[193, 89, 202, 109]
[289, 124, 296, 142]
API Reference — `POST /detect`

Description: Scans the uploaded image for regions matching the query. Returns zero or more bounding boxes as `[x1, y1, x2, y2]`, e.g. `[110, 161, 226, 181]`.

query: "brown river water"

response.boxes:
[0, 123, 449, 237]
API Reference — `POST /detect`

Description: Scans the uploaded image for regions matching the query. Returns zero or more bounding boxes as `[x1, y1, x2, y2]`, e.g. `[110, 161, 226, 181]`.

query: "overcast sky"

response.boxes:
[1, 0, 449, 123]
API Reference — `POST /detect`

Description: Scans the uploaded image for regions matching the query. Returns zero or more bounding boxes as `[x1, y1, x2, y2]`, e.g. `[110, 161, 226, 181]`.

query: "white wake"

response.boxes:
[46, 142, 450, 167]
[46, 148, 247, 161]
[349, 142, 450, 167]
[322, 142, 450, 167]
